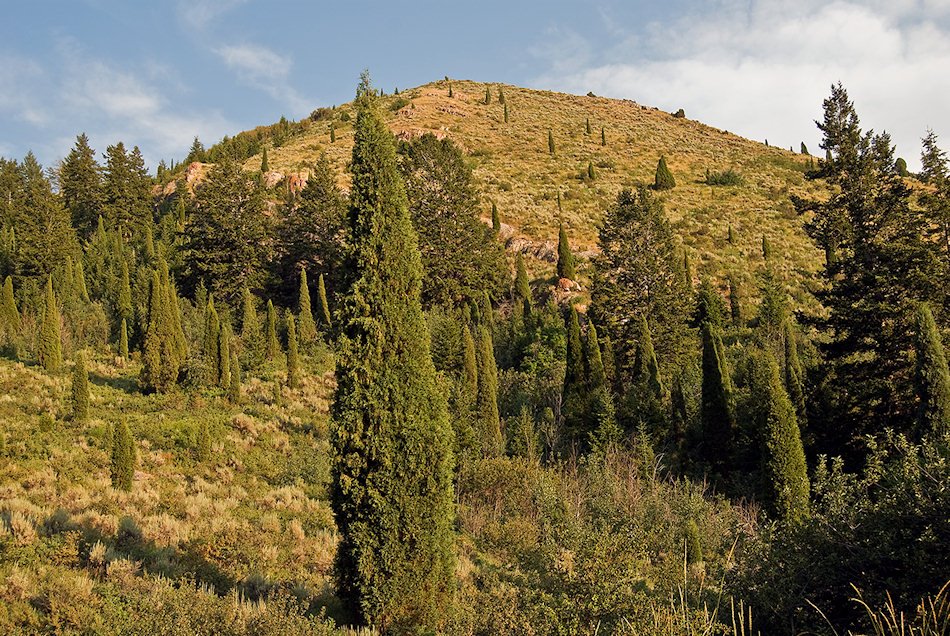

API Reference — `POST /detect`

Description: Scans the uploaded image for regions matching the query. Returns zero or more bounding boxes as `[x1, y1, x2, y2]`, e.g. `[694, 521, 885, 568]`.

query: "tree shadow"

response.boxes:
[89, 370, 139, 395]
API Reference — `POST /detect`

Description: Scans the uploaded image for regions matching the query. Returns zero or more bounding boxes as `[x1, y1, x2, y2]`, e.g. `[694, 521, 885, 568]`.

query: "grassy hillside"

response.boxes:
[245, 79, 826, 311]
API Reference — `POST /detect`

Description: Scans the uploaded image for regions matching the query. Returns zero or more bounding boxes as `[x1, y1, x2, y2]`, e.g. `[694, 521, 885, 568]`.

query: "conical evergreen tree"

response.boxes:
[118, 259, 132, 327]
[654, 156, 676, 190]
[75, 260, 89, 302]
[585, 322, 619, 450]
[286, 314, 299, 389]
[110, 418, 135, 491]
[118, 318, 129, 360]
[0, 275, 19, 344]
[601, 127, 606, 146]
[330, 75, 455, 631]
[548, 129, 555, 154]
[317, 273, 332, 329]
[480, 291, 494, 335]
[630, 315, 666, 433]
[217, 324, 231, 389]
[503, 102, 509, 123]
[491, 201, 500, 233]
[700, 323, 734, 473]
[562, 307, 587, 447]
[728, 275, 742, 325]
[38, 276, 62, 372]
[71, 350, 90, 423]
[462, 324, 478, 401]
[241, 286, 262, 361]
[229, 351, 241, 403]
[265, 300, 280, 360]
[203, 296, 221, 383]
[783, 321, 807, 421]
[557, 220, 575, 280]
[260, 146, 269, 173]
[914, 302, 950, 436]
[475, 324, 502, 457]
[140, 271, 178, 393]
[585, 117, 592, 135]
[750, 350, 810, 523]
[514, 253, 532, 314]
[297, 268, 318, 345]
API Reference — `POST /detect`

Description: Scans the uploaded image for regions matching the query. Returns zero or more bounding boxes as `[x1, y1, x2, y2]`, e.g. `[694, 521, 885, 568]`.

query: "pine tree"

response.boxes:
[654, 156, 676, 190]
[286, 314, 299, 389]
[71, 350, 90, 422]
[229, 351, 241, 403]
[261, 146, 269, 173]
[110, 419, 135, 491]
[557, 220, 575, 280]
[297, 268, 318, 345]
[265, 300, 280, 360]
[700, 324, 734, 473]
[491, 201, 500, 233]
[914, 302, 950, 436]
[548, 129, 555, 155]
[16, 154, 78, 279]
[119, 318, 129, 360]
[475, 324, 502, 457]
[39, 276, 62, 372]
[514, 252, 532, 314]
[751, 350, 810, 523]
[330, 74, 455, 630]
[317, 273, 332, 328]
[784, 321, 807, 421]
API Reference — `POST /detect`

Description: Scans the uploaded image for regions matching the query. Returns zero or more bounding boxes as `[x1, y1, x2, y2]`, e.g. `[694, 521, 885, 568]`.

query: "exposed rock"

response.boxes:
[185, 162, 203, 185]
[557, 278, 580, 292]
[263, 170, 284, 189]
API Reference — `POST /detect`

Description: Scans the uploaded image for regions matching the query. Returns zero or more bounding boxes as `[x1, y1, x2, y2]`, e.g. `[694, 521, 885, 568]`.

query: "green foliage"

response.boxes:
[60, 133, 103, 239]
[503, 102, 509, 123]
[556, 220, 575, 280]
[586, 322, 619, 451]
[475, 325, 502, 457]
[229, 351, 241, 403]
[513, 253, 532, 315]
[400, 133, 508, 306]
[749, 349, 809, 523]
[628, 315, 666, 436]
[203, 297, 221, 384]
[39, 276, 62, 373]
[317, 273, 332, 329]
[685, 519, 703, 564]
[800, 142, 809, 155]
[102, 142, 151, 238]
[586, 160, 596, 181]
[694, 277, 726, 329]
[240, 286, 262, 364]
[0, 275, 19, 345]
[896, 156, 908, 176]
[330, 76, 455, 630]
[783, 321, 806, 421]
[119, 317, 129, 359]
[654, 155, 675, 190]
[700, 324, 734, 473]
[265, 299, 280, 360]
[761, 234, 771, 260]
[217, 324, 231, 389]
[507, 406, 538, 461]
[705, 168, 744, 186]
[286, 314, 299, 389]
[728, 275, 742, 325]
[15, 154, 78, 279]
[297, 268, 318, 345]
[70, 350, 90, 422]
[491, 201, 500, 233]
[601, 126, 606, 146]
[260, 146, 269, 173]
[139, 270, 181, 393]
[484, 86, 491, 105]
[548, 129, 555, 155]
[110, 419, 135, 491]
[585, 117, 592, 135]
[914, 302, 950, 436]
[196, 417, 211, 462]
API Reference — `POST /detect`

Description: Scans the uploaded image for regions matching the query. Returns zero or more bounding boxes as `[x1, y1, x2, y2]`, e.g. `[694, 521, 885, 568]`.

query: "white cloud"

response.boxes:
[178, 0, 249, 31]
[213, 43, 311, 115]
[533, 1, 950, 169]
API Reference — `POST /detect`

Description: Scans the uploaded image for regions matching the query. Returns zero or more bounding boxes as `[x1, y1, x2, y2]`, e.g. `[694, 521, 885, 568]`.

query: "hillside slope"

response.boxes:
[243, 79, 826, 310]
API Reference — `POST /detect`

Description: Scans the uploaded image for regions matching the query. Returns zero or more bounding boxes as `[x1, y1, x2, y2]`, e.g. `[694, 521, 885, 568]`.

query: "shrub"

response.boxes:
[705, 168, 744, 186]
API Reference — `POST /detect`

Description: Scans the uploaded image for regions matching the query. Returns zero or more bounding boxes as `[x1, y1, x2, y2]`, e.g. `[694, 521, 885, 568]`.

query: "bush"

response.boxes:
[705, 168, 744, 186]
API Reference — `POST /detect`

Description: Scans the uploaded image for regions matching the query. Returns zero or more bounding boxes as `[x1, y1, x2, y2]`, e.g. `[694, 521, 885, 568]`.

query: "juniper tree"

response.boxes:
[498, 86, 505, 104]
[260, 146, 269, 173]
[914, 302, 950, 437]
[118, 259, 132, 328]
[761, 235, 772, 260]
[728, 224, 735, 244]
[119, 318, 129, 360]
[462, 324, 478, 403]
[585, 321, 619, 450]
[700, 323, 734, 473]
[480, 290, 494, 335]
[217, 324, 231, 389]
[39, 276, 62, 372]
[491, 201, 500, 233]
[562, 307, 587, 446]
[111, 419, 135, 491]
[484, 85, 491, 105]
[0, 275, 19, 342]
[203, 297, 221, 382]
[557, 220, 575, 280]
[286, 313, 299, 389]
[71, 350, 90, 422]
[297, 269, 318, 345]
[896, 157, 908, 177]
[694, 277, 727, 330]
[140, 271, 179, 393]
[728, 275, 742, 325]
[508, 406, 538, 461]
[601, 127, 606, 146]
[240, 286, 262, 361]
[265, 300, 280, 359]
[330, 75, 455, 630]
[800, 142, 809, 155]
[229, 351, 241, 403]
[317, 273, 332, 328]
[503, 102, 509, 123]
[447, 84, 453, 98]
[654, 156, 675, 190]
[475, 324, 502, 456]
[514, 252, 532, 315]
[330, 123, 336, 143]
[784, 321, 807, 422]
[585, 117, 592, 135]
[75, 260, 89, 302]
[750, 350, 810, 523]
[685, 519, 703, 564]
[587, 161, 596, 181]
[548, 129, 555, 155]
[629, 315, 666, 434]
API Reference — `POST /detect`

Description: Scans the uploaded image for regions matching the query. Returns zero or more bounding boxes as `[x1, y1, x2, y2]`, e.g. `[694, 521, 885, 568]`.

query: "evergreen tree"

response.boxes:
[39, 276, 62, 372]
[784, 321, 807, 422]
[317, 273, 332, 328]
[15, 154, 77, 278]
[585, 321, 619, 450]
[0, 275, 19, 342]
[286, 314, 299, 389]
[110, 419, 134, 491]
[70, 350, 90, 423]
[503, 102, 509, 123]
[330, 123, 336, 143]
[694, 277, 727, 329]
[101, 142, 151, 237]
[750, 350, 810, 523]
[475, 324, 502, 457]
[585, 117, 592, 135]
[556, 220, 575, 280]
[118, 259, 133, 328]
[265, 300, 280, 360]
[700, 324, 734, 473]
[462, 324, 478, 402]
[60, 133, 102, 239]
[562, 307, 587, 446]
[629, 315, 665, 433]
[914, 302, 950, 437]
[229, 351, 241, 403]
[330, 75, 455, 630]
[685, 520, 703, 564]
[203, 297, 221, 382]
[119, 318, 129, 360]
[484, 85, 491, 105]
[800, 142, 809, 155]
[241, 286, 262, 360]
[919, 130, 950, 264]
[491, 201, 500, 233]
[140, 271, 179, 393]
[896, 157, 909, 177]
[74, 260, 89, 302]
[297, 268, 318, 344]
[548, 129, 555, 155]
[514, 252, 532, 314]
[218, 324, 231, 389]
[728, 275, 742, 325]
[601, 127, 606, 146]
[260, 146, 269, 173]
[654, 156, 676, 190]
[587, 161, 596, 181]
[762, 235, 772, 260]
[507, 406, 538, 461]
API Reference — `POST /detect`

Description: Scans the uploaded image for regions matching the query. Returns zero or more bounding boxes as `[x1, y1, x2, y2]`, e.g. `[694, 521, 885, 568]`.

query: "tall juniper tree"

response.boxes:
[329, 74, 455, 630]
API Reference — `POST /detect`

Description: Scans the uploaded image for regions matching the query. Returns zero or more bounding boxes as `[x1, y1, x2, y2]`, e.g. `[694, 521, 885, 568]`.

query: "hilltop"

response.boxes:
[235, 79, 827, 311]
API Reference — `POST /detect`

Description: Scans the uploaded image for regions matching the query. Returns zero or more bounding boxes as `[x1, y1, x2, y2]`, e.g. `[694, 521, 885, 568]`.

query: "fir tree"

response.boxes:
[447, 84, 453, 98]
[728, 224, 735, 244]
[800, 142, 809, 155]
[0, 275, 19, 342]
[507, 406, 538, 461]
[548, 129, 555, 155]
[462, 324, 478, 402]
[118, 259, 132, 328]
[60, 133, 103, 239]
[630, 315, 665, 433]
[685, 519, 703, 565]
[914, 302, 950, 436]
[557, 220, 575, 280]
[265, 300, 280, 360]
[16, 154, 78, 278]
[762, 235, 772, 260]
[260, 146, 269, 173]
[475, 324, 502, 457]
[74, 260, 89, 302]
[654, 156, 675, 190]
[229, 351, 241, 403]
[896, 157, 909, 177]
[586, 321, 619, 450]
[694, 277, 727, 329]
[286, 314, 299, 389]
[39, 276, 62, 372]
[330, 74, 455, 630]
[498, 86, 505, 104]
[330, 123, 336, 143]
[71, 350, 90, 423]
[700, 324, 734, 473]
[750, 350, 810, 523]
[297, 268, 318, 344]
[140, 271, 179, 393]
[317, 273, 332, 328]
[118, 318, 129, 360]
[110, 419, 135, 491]
[784, 321, 807, 422]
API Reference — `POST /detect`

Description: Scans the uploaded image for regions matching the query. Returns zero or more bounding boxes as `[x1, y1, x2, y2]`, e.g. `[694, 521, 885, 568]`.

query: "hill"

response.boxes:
[240, 79, 827, 311]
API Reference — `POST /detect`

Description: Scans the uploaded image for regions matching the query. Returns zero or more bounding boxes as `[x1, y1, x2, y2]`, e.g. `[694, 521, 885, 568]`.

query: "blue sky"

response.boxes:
[2, 0, 948, 171]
